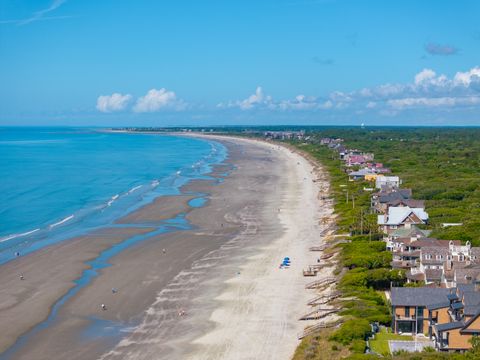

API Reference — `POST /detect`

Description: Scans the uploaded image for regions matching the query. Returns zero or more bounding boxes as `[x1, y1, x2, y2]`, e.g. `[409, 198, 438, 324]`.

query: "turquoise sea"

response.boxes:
[0, 127, 226, 263]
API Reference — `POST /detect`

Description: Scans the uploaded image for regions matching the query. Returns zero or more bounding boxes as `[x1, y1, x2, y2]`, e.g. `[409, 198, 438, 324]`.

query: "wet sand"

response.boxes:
[0, 227, 155, 354]
[0, 135, 333, 360]
[116, 195, 195, 224]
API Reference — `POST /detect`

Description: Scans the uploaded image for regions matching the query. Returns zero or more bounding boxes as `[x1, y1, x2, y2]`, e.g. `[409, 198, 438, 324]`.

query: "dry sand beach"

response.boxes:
[0, 135, 334, 360]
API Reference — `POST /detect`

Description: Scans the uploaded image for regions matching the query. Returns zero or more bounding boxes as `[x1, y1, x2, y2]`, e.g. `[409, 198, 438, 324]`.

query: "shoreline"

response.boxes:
[0, 135, 230, 357]
[0, 134, 337, 360]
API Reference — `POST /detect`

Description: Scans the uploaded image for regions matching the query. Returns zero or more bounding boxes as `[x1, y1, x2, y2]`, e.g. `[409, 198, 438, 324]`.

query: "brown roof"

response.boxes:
[392, 237, 461, 248]
[406, 272, 425, 281]
[425, 269, 443, 281]
[413, 239, 457, 248]
[422, 247, 449, 257]
[455, 267, 480, 284]
[388, 199, 426, 208]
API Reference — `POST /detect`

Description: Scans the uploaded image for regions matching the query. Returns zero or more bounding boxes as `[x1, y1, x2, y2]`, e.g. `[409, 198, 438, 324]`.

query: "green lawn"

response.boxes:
[369, 327, 412, 356]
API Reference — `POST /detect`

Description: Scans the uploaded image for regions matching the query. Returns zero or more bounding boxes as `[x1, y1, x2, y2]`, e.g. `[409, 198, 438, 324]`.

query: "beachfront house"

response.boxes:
[371, 188, 422, 214]
[375, 175, 401, 189]
[377, 206, 429, 234]
[348, 168, 376, 180]
[346, 154, 367, 167]
[389, 236, 480, 288]
[391, 287, 451, 335]
[391, 284, 480, 352]
[385, 226, 431, 251]
[390, 237, 459, 273]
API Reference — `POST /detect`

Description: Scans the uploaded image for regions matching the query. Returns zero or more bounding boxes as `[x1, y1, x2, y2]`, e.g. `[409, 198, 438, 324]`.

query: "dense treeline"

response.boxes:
[306, 127, 480, 244]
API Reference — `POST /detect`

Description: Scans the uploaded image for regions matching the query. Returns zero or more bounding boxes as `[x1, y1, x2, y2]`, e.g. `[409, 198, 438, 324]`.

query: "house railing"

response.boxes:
[395, 314, 416, 321]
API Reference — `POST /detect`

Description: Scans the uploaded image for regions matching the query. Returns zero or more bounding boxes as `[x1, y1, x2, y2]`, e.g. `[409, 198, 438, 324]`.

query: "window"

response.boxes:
[405, 307, 410, 317]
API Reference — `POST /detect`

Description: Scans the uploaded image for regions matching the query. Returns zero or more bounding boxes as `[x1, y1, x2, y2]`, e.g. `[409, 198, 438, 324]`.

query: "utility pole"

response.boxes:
[360, 208, 363, 234]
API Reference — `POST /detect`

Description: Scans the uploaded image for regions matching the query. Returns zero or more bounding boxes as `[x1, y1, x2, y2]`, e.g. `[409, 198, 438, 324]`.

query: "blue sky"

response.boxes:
[0, 0, 479, 126]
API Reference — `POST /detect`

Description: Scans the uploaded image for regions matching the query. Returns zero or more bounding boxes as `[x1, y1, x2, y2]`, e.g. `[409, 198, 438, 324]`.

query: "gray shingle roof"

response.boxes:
[379, 189, 412, 203]
[457, 284, 475, 298]
[390, 227, 431, 239]
[435, 321, 465, 332]
[427, 301, 450, 310]
[464, 305, 480, 316]
[390, 287, 451, 306]
[462, 291, 480, 310]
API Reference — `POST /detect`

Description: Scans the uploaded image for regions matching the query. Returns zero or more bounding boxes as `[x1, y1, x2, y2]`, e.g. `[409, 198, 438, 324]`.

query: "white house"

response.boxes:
[378, 206, 429, 234]
[375, 175, 401, 189]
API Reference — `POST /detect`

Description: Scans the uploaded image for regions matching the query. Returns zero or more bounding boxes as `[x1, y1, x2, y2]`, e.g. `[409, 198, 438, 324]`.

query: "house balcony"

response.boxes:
[395, 314, 416, 321]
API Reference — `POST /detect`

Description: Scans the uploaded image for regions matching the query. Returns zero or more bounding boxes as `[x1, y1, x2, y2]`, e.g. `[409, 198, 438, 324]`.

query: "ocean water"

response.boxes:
[0, 127, 226, 263]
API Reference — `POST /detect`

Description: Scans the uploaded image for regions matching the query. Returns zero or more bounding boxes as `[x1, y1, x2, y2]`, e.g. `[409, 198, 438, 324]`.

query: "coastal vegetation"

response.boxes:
[289, 127, 480, 359]
[306, 127, 480, 244]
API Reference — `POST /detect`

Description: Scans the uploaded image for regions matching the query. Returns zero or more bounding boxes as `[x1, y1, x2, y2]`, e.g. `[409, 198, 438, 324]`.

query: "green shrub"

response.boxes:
[349, 339, 366, 353]
[329, 319, 371, 345]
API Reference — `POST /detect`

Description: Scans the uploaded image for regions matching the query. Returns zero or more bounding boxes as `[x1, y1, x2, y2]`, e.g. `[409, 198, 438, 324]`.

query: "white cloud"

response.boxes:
[388, 96, 480, 109]
[218, 87, 334, 111]
[414, 69, 436, 86]
[454, 67, 480, 87]
[218, 86, 273, 110]
[96, 93, 132, 113]
[239, 86, 270, 110]
[133, 88, 185, 113]
[349, 66, 480, 112]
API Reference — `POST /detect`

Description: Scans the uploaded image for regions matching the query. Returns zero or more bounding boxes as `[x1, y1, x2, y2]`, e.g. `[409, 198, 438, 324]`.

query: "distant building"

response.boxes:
[387, 234, 480, 288]
[375, 175, 402, 189]
[371, 188, 418, 214]
[348, 168, 376, 180]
